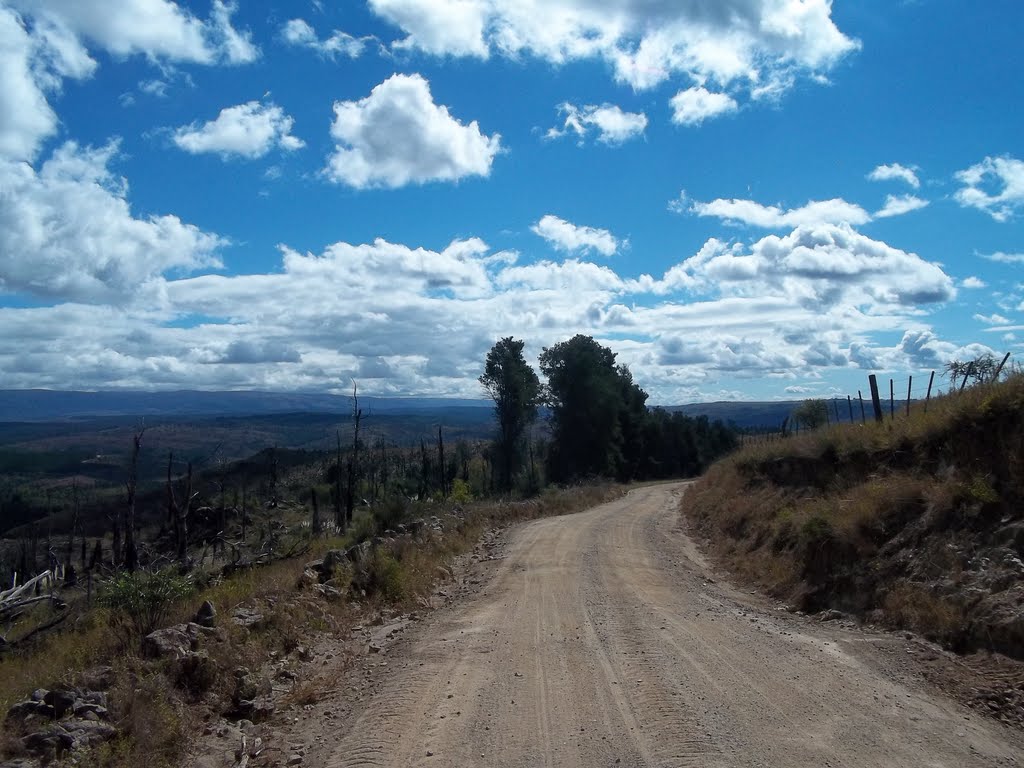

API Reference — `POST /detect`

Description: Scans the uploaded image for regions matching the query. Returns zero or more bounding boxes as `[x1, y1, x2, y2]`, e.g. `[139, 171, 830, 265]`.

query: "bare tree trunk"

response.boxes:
[65, 481, 79, 586]
[178, 462, 193, 563]
[334, 431, 344, 530]
[311, 488, 322, 535]
[419, 439, 430, 499]
[241, 485, 248, 542]
[437, 425, 447, 499]
[346, 384, 362, 526]
[124, 429, 144, 572]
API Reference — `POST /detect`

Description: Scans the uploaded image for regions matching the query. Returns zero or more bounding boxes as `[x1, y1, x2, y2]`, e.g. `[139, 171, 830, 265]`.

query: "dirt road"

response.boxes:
[323, 483, 1022, 767]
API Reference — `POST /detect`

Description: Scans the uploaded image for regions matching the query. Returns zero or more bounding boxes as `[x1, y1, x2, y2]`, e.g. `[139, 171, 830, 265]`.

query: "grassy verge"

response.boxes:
[0, 482, 624, 766]
[687, 374, 1024, 656]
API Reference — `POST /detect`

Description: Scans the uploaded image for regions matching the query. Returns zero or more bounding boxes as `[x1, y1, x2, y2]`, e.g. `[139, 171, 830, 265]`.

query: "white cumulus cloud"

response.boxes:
[531, 215, 621, 257]
[5, 0, 256, 64]
[281, 18, 373, 58]
[0, 141, 225, 303]
[687, 196, 872, 228]
[955, 155, 1024, 222]
[324, 73, 502, 189]
[0, 0, 256, 162]
[367, 0, 858, 96]
[982, 251, 1024, 264]
[670, 87, 737, 126]
[867, 163, 920, 188]
[875, 194, 929, 219]
[546, 103, 647, 145]
[173, 101, 305, 159]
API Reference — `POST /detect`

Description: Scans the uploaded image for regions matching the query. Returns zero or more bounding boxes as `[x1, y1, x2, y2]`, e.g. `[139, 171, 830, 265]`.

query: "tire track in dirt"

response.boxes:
[322, 483, 1024, 768]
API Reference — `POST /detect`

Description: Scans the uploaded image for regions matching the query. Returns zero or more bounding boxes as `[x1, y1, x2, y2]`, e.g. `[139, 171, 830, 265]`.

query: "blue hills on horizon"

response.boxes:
[0, 389, 798, 430]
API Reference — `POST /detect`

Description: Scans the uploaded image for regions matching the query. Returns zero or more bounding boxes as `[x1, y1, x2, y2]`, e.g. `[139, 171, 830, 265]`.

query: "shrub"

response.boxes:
[100, 569, 194, 646]
[451, 478, 473, 504]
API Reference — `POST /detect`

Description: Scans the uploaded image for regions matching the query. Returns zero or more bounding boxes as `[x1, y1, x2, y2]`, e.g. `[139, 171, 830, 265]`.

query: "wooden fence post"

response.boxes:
[960, 361, 975, 392]
[925, 370, 935, 413]
[847, 395, 854, 423]
[832, 399, 840, 424]
[906, 376, 913, 418]
[858, 390, 866, 423]
[889, 378, 895, 420]
[868, 376, 884, 423]
[993, 352, 1012, 381]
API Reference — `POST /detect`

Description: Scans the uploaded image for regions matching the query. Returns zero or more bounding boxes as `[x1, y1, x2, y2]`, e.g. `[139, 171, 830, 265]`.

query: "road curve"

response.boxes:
[325, 482, 1022, 767]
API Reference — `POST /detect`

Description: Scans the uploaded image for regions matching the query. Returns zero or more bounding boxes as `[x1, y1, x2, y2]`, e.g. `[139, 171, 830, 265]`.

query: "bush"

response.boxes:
[451, 478, 473, 504]
[100, 569, 194, 646]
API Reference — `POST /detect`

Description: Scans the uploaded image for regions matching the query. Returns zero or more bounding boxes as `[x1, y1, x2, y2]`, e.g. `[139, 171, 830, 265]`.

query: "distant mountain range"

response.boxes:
[0, 389, 490, 421]
[0, 390, 801, 430]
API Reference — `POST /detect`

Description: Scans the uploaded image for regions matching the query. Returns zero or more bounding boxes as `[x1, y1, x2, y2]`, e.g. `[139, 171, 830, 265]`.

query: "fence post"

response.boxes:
[847, 395, 854, 423]
[906, 376, 912, 417]
[832, 399, 840, 424]
[959, 361, 975, 392]
[868, 376, 884, 423]
[993, 352, 1012, 381]
[889, 378, 895, 420]
[925, 370, 935, 413]
[858, 390, 866, 423]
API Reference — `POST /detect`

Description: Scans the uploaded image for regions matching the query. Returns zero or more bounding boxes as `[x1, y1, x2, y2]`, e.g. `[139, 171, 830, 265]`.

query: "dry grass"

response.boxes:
[687, 374, 1024, 647]
[0, 481, 625, 767]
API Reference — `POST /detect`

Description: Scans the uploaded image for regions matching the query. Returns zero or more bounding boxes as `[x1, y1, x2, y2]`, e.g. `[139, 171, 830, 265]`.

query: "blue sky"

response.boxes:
[0, 0, 1022, 403]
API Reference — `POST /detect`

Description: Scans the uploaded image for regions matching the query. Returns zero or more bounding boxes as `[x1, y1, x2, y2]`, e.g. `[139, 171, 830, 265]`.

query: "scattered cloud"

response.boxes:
[670, 87, 737, 126]
[367, 0, 859, 99]
[686, 196, 871, 228]
[546, 103, 647, 145]
[962, 276, 986, 289]
[974, 313, 1010, 325]
[867, 163, 920, 188]
[531, 215, 620, 257]
[0, 216, 963, 398]
[281, 18, 373, 58]
[5, 0, 257, 64]
[324, 73, 501, 189]
[955, 155, 1024, 221]
[0, 0, 256, 162]
[0, 141, 225, 303]
[173, 100, 304, 159]
[875, 193, 929, 219]
[981, 251, 1024, 264]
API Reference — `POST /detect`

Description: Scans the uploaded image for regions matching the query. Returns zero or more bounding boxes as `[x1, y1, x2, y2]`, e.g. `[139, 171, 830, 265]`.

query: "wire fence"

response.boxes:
[744, 353, 1014, 443]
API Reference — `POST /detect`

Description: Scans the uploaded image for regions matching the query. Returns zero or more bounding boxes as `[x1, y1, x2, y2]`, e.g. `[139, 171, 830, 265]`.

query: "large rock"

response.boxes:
[231, 606, 266, 629]
[144, 624, 196, 659]
[43, 689, 77, 720]
[175, 651, 217, 694]
[230, 668, 274, 722]
[194, 600, 217, 628]
[61, 719, 117, 748]
[6, 701, 54, 721]
[22, 726, 74, 760]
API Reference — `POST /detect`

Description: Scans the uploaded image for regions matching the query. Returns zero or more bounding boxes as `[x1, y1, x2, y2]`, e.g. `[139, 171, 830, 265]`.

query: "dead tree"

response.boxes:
[437, 425, 448, 499]
[124, 428, 145, 572]
[334, 431, 344, 530]
[310, 488, 322, 535]
[167, 456, 194, 564]
[64, 481, 80, 587]
[345, 383, 362, 526]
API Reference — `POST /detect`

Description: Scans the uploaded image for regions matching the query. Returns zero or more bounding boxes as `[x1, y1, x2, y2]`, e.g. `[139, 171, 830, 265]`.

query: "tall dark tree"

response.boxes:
[479, 337, 541, 492]
[539, 335, 626, 482]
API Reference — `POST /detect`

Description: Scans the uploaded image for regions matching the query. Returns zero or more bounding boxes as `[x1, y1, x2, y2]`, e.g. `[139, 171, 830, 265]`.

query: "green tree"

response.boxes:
[540, 335, 628, 481]
[479, 337, 542, 492]
[792, 399, 829, 430]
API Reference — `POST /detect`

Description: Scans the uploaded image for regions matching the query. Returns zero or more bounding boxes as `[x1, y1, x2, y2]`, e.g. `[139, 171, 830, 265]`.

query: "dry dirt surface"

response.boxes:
[272, 483, 1024, 767]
